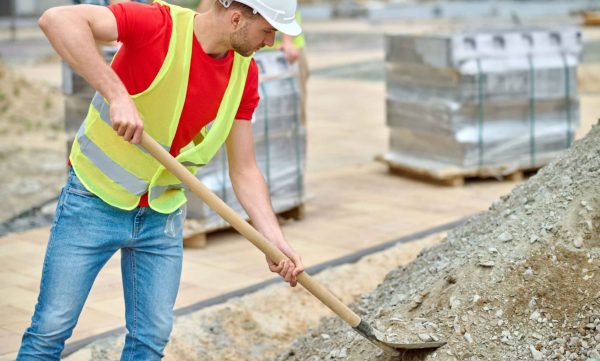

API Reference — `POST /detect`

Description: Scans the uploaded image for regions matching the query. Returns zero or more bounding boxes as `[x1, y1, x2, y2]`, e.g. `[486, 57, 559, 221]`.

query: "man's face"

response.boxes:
[230, 14, 277, 57]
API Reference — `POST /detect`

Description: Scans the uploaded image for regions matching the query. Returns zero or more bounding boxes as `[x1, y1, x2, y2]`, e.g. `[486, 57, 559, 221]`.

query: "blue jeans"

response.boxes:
[17, 169, 184, 361]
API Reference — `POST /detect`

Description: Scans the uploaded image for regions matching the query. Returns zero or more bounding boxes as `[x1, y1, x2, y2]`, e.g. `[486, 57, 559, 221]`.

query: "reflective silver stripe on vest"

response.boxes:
[77, 124, 149, 196]
[91, 92, 171, 154]
[180, 161, 206, 167]
[149, 184, 187, 202]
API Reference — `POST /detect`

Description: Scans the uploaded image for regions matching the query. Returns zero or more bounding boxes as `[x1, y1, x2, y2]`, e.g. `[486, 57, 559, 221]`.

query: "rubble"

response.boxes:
[277, 124, 600, 360]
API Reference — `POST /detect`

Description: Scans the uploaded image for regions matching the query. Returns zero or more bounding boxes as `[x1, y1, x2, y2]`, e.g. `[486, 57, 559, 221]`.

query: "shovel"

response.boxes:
[140, 132, 446, 356]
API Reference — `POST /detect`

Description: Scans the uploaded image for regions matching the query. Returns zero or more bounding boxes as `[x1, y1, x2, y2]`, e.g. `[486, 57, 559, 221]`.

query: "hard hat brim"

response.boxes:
[265, 18, 302, 37]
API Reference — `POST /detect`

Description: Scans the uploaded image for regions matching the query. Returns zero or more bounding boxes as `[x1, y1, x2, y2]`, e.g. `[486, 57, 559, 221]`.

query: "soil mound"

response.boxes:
[0, 61, 65, 223]
[277, 125, 600, 360]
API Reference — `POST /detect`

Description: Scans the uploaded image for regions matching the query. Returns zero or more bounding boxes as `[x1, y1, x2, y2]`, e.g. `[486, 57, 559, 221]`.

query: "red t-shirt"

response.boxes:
[104, 2, 259, 206]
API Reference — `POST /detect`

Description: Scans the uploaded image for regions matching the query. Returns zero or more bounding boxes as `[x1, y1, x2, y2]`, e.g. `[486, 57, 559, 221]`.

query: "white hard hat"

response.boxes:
[218, 0, 302, 36]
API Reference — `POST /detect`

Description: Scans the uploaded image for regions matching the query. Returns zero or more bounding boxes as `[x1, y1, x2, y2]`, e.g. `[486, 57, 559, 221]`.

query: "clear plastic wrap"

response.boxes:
[384, 27, 582, 173]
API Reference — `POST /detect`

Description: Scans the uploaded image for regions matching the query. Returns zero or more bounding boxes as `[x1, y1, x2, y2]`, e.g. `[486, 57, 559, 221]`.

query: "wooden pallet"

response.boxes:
[376, 154, 541, 187]
[182, 203, 305, 248]
[583, 11, 600, 26]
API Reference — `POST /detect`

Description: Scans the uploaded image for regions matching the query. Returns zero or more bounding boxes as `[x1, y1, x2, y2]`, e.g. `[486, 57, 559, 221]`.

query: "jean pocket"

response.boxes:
[165, 205, 186, 238]
[65, 169, 98, 198]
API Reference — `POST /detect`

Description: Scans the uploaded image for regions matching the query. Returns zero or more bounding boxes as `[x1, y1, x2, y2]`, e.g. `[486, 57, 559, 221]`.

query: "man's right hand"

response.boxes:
[38, 5, 140, 142]
[109, 95, 144, 144]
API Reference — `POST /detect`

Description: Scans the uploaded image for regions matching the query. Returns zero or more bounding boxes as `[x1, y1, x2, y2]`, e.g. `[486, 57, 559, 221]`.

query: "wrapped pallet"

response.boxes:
[185, 51, 306, 237]
[382, 27, 582, 184]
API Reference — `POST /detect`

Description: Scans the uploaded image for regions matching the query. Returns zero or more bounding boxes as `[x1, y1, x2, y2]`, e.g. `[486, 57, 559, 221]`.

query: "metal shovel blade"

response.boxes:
[354, 320, 446, 356]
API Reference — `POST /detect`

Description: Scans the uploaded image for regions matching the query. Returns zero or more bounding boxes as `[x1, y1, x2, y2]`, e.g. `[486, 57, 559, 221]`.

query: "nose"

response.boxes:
[264, 32, 276, 47]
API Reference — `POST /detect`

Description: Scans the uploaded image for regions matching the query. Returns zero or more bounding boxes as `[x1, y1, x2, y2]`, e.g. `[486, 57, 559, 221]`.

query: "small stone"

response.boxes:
[582, 340, 589, 349]
[523, 267, 534, 280]
[574, 237, 584, 248]
[499, 232, 513, 242]
[478, 261, 495, 268]
[321, 334, 331, 340]
[587, 350, 600, 361]
[530, 311, 541, 321]
[464, 332, 473, 343]
[450, 296, 461, 309]
[426, 322, 439, 331]
[532, 332, 543, 340]
[530, 345, 544, 360]
[418, 333, 433, 342]
[561, 176, 572, 186]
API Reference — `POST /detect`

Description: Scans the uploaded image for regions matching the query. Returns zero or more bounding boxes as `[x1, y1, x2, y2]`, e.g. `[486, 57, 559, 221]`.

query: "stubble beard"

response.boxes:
[231, 21, 257, 57]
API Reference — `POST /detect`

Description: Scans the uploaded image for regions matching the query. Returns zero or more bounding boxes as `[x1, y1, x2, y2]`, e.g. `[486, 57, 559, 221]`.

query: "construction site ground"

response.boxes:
[1, 17, 600, 361]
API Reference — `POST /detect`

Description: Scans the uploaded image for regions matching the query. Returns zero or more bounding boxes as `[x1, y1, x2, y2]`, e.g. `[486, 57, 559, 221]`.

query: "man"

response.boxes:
[198, 0, 309, 126]
[17, 1, 304, 360]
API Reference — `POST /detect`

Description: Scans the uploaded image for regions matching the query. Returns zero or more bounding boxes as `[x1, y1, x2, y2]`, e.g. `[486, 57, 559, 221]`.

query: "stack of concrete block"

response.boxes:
[383, 27, 582, 176]
[186, 50, 306, 231]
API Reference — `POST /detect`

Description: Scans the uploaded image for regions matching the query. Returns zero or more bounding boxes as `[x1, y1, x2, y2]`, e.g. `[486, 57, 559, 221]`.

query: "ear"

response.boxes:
[230, 10, 243, 30]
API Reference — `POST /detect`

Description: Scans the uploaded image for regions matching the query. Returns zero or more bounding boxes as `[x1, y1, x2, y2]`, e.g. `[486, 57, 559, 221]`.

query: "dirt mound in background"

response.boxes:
[277, 125, 600, 360]
[0, 61, 65, 223]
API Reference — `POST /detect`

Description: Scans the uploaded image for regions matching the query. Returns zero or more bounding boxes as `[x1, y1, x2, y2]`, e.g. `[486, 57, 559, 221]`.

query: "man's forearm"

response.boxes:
[39, 6, 128, 102]
[230, 167, 286, 245]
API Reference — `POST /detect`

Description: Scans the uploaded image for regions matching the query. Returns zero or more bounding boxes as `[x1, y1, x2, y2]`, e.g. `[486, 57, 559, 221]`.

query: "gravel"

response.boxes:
[276, 124, 600, 361]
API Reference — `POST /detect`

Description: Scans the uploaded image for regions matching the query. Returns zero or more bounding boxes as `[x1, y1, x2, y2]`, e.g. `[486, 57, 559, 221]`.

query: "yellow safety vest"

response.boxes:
[70, 0, 252, 213]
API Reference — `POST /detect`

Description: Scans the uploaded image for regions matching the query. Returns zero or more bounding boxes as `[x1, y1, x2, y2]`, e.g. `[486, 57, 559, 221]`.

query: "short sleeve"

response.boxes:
[235, 59, 260, 121]
[107, 2, 171, 49]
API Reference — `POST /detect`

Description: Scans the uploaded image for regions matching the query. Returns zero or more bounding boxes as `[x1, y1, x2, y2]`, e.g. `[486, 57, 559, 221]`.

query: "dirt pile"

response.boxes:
[0, 61, 65, 224]
[277, 125, 600, 360]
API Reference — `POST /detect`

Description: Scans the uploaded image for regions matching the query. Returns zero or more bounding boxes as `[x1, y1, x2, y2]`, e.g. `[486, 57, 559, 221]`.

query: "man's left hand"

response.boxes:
[267, 242, 304, 287]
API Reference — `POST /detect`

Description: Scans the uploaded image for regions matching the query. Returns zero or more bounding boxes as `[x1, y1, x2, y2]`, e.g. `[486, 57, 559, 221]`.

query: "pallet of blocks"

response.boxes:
[184, 51, 306, 248]
[380, 27, 582, 186]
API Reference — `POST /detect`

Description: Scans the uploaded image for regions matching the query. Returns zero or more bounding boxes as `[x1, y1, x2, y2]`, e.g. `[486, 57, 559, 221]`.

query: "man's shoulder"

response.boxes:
[109, 1, 173, 23]
[108, 1, 174, 44]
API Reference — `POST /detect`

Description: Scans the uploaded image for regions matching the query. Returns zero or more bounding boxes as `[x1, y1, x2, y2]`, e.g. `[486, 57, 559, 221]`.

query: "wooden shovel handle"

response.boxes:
[141, 132, 362, 327]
